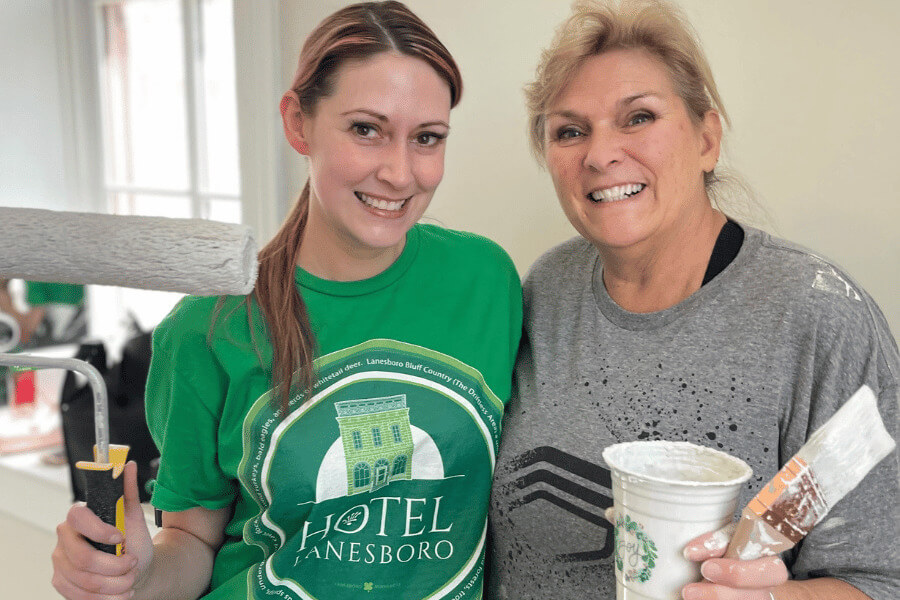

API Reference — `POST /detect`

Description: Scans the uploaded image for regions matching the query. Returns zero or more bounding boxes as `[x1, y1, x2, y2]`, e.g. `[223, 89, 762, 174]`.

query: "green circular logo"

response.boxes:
[614, 514, 658, 584]
[238, 340, 502, 599]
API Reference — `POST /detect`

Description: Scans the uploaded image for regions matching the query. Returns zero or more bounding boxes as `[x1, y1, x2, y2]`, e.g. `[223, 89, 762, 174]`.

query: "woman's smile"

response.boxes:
[588, 183, 647, 203]
[354, 191, 411, 214]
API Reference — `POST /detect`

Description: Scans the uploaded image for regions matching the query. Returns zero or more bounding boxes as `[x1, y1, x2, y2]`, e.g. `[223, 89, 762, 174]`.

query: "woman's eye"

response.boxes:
[556, 127, 583, 141]
[627, 112, 654, 127]
[414, 132, 446, 147]
[352, 123, 378, 138]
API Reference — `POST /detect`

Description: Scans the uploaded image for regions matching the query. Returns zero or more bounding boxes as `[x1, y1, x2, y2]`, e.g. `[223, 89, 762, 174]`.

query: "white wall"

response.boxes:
[0, 1, 70, 210]
[2, 0, 896, 332]
[280, 0, 899, 336]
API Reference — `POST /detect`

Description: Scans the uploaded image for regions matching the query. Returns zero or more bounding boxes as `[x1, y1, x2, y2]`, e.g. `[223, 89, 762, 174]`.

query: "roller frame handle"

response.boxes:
[0, 352, 109, 461]
[76, 445, 130, 555]
[0, 353, 126, 553]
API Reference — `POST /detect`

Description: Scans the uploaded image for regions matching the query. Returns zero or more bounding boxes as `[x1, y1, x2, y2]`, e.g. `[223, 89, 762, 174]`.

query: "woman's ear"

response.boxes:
[281, 91, 310, 155]
[699, 110, 722, 173]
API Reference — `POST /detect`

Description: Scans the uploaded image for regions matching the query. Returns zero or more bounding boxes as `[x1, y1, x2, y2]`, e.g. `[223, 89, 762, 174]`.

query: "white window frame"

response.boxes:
[51, 0, 286, 342]
[96, 0, 241, 219]
[53, 0, 286, 242]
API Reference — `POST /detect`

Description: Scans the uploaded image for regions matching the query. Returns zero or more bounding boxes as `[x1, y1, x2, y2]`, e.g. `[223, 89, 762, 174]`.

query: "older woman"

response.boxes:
[488, 1, 898, 599]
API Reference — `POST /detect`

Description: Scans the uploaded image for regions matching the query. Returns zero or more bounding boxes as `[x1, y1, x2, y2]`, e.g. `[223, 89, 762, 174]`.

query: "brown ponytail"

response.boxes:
[252, 181, 315, 413]
[252, 1, 463, 415]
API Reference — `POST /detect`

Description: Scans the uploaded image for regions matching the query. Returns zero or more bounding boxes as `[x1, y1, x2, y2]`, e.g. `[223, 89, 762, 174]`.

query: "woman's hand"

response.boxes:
[52, 461, 154, 599]
[681, 525, 789, 600]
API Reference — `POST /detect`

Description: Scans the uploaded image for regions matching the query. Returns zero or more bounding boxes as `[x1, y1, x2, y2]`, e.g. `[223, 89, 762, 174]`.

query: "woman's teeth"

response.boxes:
[589, 183, 646, 203]
[356, 192, 407, 211]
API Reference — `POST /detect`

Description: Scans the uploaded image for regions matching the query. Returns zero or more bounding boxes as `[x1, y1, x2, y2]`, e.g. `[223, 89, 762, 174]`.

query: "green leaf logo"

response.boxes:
[614, 515, 658, 584]
[364, 582, 374, 592]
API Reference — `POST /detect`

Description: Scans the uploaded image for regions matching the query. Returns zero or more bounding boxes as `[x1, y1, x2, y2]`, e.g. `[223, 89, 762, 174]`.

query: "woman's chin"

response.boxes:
[571, 214, 654, 252]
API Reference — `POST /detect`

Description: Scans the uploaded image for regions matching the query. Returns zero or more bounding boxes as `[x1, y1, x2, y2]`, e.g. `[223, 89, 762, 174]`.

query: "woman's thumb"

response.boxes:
[122, 461, 150, 537]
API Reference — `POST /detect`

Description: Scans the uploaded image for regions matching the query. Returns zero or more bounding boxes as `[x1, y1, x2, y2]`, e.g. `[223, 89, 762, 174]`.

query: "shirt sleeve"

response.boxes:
[485, 239, 523, 403]
[784, 284, 899, 599]
[502, 251, 524, 389]
[145, 298, 237, 512]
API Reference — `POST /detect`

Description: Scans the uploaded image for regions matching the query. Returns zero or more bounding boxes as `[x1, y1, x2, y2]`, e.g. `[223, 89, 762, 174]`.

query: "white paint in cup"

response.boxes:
[602, 440, 753, 600]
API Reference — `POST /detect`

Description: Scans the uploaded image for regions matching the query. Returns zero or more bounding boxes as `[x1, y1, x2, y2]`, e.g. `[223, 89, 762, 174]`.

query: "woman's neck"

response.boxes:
[599, 208, 727, 313]
[297, 207, 406, 282]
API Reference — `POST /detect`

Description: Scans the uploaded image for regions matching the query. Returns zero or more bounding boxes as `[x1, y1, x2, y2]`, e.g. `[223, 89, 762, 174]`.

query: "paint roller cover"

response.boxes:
[0, 207, 258, 295]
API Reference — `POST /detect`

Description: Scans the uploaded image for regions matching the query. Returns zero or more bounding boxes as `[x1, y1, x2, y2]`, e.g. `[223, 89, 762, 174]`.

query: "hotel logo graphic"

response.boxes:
[239, 340, 504, 599]
[334, 395, 415, 495]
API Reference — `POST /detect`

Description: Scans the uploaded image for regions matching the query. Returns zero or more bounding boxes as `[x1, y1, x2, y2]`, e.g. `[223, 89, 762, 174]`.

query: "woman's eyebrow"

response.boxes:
[419, 120, 450, 129]
[620, 91, 663, 106]
[545, 109, 587, 122]
[340, 109, 449, 129]
[341, 108, 389, 121]
[546, 92, 664, 120]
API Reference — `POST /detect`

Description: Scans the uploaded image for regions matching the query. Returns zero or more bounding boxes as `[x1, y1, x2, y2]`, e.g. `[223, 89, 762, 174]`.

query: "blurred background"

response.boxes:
[1, 1, 897, 596]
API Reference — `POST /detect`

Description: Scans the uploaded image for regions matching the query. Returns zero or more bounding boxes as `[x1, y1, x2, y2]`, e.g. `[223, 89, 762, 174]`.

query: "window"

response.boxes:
[391, 424, 402, 444]
[96, 0, 241, 221]
[373, 459, 389, 486]
[372, 427, 382, 447]
[85, 0, 242, 331]
[392, 455, 407, 476]
[353, 462, 371, 489]
[352, 430, 363, 450]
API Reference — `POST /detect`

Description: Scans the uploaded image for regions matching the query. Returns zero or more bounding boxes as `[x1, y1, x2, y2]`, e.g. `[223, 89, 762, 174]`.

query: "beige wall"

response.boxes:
[281, 0, 899, 336]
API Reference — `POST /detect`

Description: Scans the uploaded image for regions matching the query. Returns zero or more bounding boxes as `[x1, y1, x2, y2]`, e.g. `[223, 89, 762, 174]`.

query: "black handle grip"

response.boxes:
[77, 463, 125, 554]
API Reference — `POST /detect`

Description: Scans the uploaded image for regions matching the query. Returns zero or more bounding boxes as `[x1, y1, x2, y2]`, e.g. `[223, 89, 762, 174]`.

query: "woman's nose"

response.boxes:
[583, 129, 626, 171]
[377, 141, 414, 190]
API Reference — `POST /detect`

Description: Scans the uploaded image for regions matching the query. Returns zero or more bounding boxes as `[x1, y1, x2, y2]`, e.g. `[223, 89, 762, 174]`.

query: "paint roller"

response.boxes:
[0, 206, 258, 554]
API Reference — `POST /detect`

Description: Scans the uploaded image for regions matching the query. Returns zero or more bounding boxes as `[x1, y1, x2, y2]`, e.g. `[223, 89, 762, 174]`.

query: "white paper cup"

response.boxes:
[602, 441, 752, 600]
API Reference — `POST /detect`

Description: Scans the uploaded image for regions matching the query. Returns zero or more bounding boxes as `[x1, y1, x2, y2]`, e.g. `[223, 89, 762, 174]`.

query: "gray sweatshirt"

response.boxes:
[488, 225, 898, 599]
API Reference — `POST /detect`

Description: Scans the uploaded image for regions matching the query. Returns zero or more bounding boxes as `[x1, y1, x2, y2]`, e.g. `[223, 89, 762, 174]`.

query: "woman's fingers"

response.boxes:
[66, 503, 123, 549]
[700, 557, 788, 588]
[56, 517, 132, 577]
[604, 506, 615, 524]
[52, 495, 141, 600]
[51, 570, 136, 600]
[120, 461, 154, 586]
[681, 556, 788, 599]
[51, 462, 155, 600]
[682, 582, 775, 600]
[121, 461, 151, 549]
[52, 532, 138, 600]
[52, 550, 137, 597]
[123, 461, 142, 519]
[683, 522, 737, 561]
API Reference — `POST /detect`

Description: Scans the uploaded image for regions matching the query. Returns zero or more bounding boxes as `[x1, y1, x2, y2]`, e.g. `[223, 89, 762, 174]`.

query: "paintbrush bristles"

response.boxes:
[796, 385, 895, 509]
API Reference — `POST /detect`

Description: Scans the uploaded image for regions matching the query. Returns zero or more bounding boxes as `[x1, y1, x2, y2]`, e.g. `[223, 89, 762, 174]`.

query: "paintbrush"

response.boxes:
[725, 384, 895, 560]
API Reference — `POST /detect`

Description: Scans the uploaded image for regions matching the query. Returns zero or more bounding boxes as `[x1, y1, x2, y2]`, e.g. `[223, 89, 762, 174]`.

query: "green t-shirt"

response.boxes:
[25, 281, 85, 305]
[146, 224, 522, 600]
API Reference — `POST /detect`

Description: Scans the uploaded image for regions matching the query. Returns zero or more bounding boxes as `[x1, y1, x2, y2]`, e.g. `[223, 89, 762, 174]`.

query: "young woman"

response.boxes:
[52, 3, 521, 599]
[488, 1, 897, 599]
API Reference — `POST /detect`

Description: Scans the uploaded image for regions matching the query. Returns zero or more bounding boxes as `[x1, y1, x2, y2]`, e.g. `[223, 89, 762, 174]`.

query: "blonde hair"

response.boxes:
[526, 0, 728, 167]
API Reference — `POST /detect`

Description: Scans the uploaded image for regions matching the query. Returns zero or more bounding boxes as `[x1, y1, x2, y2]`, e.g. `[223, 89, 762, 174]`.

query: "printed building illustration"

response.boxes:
[335, 394, 415, 495]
